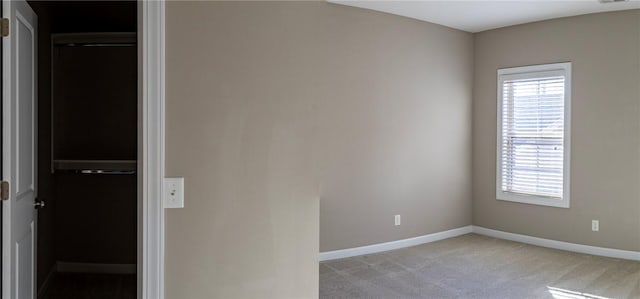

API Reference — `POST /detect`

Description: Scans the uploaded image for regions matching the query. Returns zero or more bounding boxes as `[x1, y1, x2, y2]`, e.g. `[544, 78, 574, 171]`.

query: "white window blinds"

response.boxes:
[497, 63, 571, 207]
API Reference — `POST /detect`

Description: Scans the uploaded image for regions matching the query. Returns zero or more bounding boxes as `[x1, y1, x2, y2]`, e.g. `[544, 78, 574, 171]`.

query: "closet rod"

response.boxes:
[57, 43, 136, 47]
[79, 169, 137, 175]
[52, 32, 137, 47]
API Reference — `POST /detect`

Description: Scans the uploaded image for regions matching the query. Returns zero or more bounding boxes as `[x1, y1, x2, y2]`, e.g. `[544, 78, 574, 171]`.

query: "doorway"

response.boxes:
[3, 1, 164, 298]
[29, 1, 137, 298]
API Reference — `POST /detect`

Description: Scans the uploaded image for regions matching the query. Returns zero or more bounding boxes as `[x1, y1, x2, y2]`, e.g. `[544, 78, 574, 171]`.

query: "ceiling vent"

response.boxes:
[599, 0, 629, 3]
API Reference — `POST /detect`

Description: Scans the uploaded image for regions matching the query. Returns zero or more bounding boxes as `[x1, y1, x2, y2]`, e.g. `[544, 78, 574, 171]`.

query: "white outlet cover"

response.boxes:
[164, 177, 185, 208]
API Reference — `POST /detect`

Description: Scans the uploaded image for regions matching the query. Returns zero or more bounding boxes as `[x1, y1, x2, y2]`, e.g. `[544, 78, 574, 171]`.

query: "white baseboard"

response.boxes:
[37, 264, 56, 298]
[319, 225, 640, 262]
[56, 262, 137, 274]
[319, 226, 473, 261]
[472, 226, 640, 261]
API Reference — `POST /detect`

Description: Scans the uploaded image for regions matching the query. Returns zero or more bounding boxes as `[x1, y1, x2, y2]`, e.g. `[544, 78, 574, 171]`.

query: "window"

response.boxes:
[496, 62, 571, 208]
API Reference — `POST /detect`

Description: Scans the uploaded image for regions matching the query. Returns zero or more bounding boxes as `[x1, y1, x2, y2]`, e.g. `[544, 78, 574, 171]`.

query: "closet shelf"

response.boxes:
[53, 159, 137, 175]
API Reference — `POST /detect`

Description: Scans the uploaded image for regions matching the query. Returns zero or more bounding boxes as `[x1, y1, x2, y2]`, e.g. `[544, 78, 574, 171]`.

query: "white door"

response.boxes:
[2, 0, 37, 298]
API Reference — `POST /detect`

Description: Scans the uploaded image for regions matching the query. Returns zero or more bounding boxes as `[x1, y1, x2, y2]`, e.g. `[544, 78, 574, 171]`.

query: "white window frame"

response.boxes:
[496, 62, 571, 208]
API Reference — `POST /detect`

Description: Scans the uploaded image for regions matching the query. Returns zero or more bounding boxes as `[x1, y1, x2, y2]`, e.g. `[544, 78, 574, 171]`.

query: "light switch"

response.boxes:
[164, 177, 184, 208]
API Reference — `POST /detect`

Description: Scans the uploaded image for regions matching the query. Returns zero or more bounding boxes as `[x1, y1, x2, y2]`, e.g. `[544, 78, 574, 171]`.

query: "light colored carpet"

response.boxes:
[320, 233, 640, 298]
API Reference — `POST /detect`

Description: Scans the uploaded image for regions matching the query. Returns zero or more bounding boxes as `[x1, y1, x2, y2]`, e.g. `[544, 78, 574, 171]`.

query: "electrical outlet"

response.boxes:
[592, 220, 599, 232]
[394, 215, 401, 226]
[164, 177, 185, 208]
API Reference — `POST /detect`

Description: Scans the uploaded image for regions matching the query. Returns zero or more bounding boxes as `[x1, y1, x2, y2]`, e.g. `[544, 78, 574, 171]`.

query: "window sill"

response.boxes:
[497, 192, 570, 208]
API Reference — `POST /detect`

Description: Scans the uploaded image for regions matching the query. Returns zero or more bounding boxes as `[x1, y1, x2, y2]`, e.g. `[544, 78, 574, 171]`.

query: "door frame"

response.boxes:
[138, 1, 166, 299]
[1, 1, 166, 298]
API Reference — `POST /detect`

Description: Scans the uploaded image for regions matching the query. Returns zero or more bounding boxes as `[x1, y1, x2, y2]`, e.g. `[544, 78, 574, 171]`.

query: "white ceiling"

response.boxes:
[329, 0, 640, 33]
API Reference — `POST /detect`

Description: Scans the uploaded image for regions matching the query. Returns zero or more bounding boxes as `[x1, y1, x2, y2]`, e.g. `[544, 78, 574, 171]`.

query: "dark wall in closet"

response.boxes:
[52, 39, 137, 265]
[28, 1, 55, 290]
[28, 1, 136, 291]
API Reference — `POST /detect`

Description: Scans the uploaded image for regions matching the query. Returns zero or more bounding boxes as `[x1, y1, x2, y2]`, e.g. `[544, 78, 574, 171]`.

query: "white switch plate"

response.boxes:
[592, 220, 599, 232]
[164, 177, 184, 208]
[394, 215, 401, 226]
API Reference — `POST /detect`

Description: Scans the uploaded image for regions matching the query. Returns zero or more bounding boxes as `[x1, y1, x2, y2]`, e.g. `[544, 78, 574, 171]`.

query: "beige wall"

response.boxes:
[166, 3, 640, 298]
[165, 1, 472, 298]
[473, 10, 640, 251]
[315, 7, 473, 251]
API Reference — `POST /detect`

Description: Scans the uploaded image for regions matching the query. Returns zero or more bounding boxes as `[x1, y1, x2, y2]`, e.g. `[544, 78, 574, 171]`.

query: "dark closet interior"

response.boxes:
[28, 2, 137, 298]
